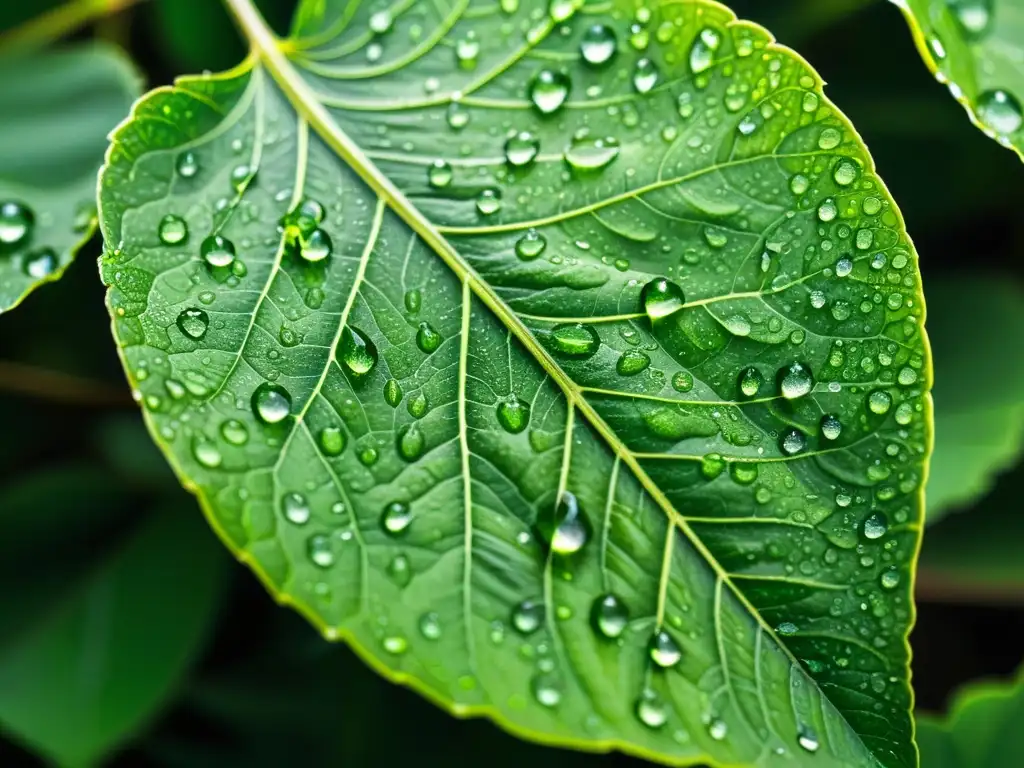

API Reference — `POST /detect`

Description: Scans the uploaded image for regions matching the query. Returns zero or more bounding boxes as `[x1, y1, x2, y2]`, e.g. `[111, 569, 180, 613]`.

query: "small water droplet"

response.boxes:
[455, 33, 480, 67]
[563, 135, 620, 171]
[175, 152, 199, 178]
[738, 367, 763, 397]
[252, 382, 292, 424]
[308, 534, 334, 567]
[382, 501, 413, 535]
[817, 199, 838, 222]
[881, 569, 900, 589]
[397, 423, 425, 461]
[416, 322, 442, 353]
[368, 8, 393, 33]
[447, 102, 470, 129]
[948, 0, 994, 38]
[868, 389, 892, 415]
[299, 229, 332, 262]
[387, 553, 411, 586]
[550, 323, 600, 357]
[383, 635, 408, 655]
[641, 278, 685, 320]
[617, 350, 650, 376]
[632, 58, 659, 93]
[515, 228, 547, 260]
[689, 27, 720, 74]
[319, 426, 345, 456]
[797, 724, 820, 752]
[977, 89, 1023, 136]
[818, 127, 842, 150]
[384, 379, 403, 408]
[282, 492, 311, 525]
[708, 718, 728, 741]
[339, 326, 378, 376]
[863, 512, 888, 540]
[176, 307, 209, 340]
[512, 599, 544, 634]
[672, 371, 693, 392]
[476, 188, 502, 215]
[531, 673, 562, 707]
[201, 235, 235, 268]
[220, 419, 249, 445]
[419, 612, 442, 640]
[635, 688, 668, 729]
[820, 413, 842, 440]
[538, 491, 590, 555]
[158, 214, 188, 245]
[497, 395, 530, 433]
[505, 131, 540, 167]
[580, 24, 616, 65]
[778, 362, 814, 399]
[649, 629, 682, 668]
[833, 159, 859, 186]
[191, 436, 222, 468]
[780, 429, 807, 456]
[22, 249, 57, 279]
[427, 159, 453, 188]
[591, 594, 628, 638]
[529, 70, 571, 114]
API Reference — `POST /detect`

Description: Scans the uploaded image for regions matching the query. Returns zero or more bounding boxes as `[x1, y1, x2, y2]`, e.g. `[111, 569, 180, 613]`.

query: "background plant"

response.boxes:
[0, 0, 1021, 766]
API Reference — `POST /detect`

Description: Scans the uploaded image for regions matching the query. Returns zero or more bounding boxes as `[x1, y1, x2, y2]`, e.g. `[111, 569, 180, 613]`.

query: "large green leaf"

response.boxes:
[924, 275, 1024, 524]
[917, 666, 1024, 767]
[0, 43, 140, 313]
[892, 0, 1024, 159]
[98, 0, 933, 765]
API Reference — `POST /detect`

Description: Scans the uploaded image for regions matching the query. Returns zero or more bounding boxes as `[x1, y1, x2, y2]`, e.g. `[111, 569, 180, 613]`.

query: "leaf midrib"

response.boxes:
[221, 0, 881, 760]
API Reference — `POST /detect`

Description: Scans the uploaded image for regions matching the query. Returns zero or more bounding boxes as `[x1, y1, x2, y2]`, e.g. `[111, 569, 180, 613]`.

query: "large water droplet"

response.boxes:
[948, 0, 994, 37]
[591, 594, 628, 639]
[617, 350, 650, 376]
[382, 501, 413, 535]
[529, 70, 571, 114]
[319, 426, 345, 456]
[300, 229, 332, 262]
[505, 131, 540, 167]
[497, 395, 530, 433]
[649, 629, 682, 668]
[23, 249, 57, 279]
[863, 512, 888, 540]
[416, 322, 442, 353]
[780, 429, 807, 456]
[881, 569, 901, 589]
[738, 367, 763, 398]
[820, 413, 842, 440]
[797, 724, 820, 753]
[635, 688, 668, 729]
[476, 188, 502, 215]
[689, 27, 721, 74]
[384, 379, 403, 408]
[977, 89, 1023, 136]
[778, 362, 814, 399]
[868, 389, 892, 415]
[176, 307, 209, 340]
[220, 419, 249, 446]
[158, 214, 188, 245]
[201, 234, 236, 268]
[252, 382, 292, 424]
[515, 228, 547, 260]
[512, 598, 544, 634]
[369, 8, 393, 33]
[308, 534, 334, 567]
[0, 201, 33, 246]
[550, 323, 600, 357]
[531, 673, 562, 708]
[641, 278, 685, 319]
[563, 135, 620, 171]
[428, 159, 453, 188]
[397, 423, 425, 461]
[339, 326, 378, 376]
[175, 152, 199, 178]
[191, 436, 222, 469]
[580, 24, 616, 65]
[537, 491, 590, 555]
[632, 58, 659, 93]
[282, 492, 311, 525]
[672, 371, 693, 392]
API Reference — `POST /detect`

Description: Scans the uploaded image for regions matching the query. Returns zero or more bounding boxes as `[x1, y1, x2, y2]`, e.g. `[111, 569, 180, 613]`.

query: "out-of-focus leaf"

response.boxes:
[0, 504, 228, 767]
[99, 0, 933, 764]
[892, 0, 1024, 159]
[925, 276, 1024, 524]
[0, 43, 139, 313]
[94, 412, 179, 489]
[917, 665, 1024, 767]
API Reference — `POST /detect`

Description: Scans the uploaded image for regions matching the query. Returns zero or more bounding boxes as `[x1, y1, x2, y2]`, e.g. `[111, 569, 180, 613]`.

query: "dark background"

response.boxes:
[0, 0, 1021, 764]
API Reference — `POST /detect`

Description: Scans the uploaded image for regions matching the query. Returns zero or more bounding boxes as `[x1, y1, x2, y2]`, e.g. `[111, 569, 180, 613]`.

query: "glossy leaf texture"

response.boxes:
[917, 665, 1024, 767]
[98, 0, 932, 765]
[891, 0, 1024, 159]
[0, 43, 140, 313]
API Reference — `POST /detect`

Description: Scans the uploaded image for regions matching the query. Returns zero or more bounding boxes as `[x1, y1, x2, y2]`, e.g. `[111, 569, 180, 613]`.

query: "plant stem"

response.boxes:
[0, 361, 132, 408]
[0, 0, 147, 55]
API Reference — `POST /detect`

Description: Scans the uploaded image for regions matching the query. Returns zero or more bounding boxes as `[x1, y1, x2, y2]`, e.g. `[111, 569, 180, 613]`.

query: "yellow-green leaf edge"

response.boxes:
[95, 1, 937, 765]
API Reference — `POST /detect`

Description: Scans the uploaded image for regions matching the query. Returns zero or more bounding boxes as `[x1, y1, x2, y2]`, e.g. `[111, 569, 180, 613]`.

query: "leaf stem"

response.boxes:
[0, 0, 147, 55]
[0, 361, 132, 407]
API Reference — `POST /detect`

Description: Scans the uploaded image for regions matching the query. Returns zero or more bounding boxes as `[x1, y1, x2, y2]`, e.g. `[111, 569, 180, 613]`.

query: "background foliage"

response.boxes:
[0, 0, 1021, 765]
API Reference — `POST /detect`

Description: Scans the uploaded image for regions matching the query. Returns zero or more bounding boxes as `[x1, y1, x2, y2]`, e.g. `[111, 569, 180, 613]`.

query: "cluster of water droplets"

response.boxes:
[0, 199, 79, 284]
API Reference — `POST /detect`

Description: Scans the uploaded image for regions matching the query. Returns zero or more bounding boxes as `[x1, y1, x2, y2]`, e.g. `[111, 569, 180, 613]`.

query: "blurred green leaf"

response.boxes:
[94, 412, 179, 489]
[0, 43, 139, 314]
[917, 665, 1024, 767]
[925, 276, 1024, 524]
[892, 0, 1024, 160]
[0, 503, 228, 766]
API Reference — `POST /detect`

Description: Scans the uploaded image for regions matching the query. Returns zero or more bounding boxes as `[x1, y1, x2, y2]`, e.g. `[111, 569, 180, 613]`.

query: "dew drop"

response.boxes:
[820, 413, 842, 441]
[319, 426, 345, 456]
[529, 70, 571, 114]
[531, 673, 562, 708]
[948, 0, 994, 38]
[339, 326, 378, 376]
[158, 214, 188, 245]
[671, 371, 693, 392]
[446, 102, 470, 129]
[397, 423, 425, 461]
[550, 323, 600, 357]
[863, 512, 888, 540]
[175, 152, 199, 178]
[384, 379, 403, 407]
[797, 724, 820, 753]
[427, 159, 453, 188]
[778, 362, 814, 399]
[176, 307, 209, 340]
[977, 89, 1023, 136]
[591, 594, 628, 639]
[497, 395, 530, 433]
[416, 322, 442, 353]
[220, 419, 249, 445]
[419, 612, 442, 640]
[563, 135, 620, 171]
[381, 501, 413, 535]
[455, 33, 480, 67]
[299, 229, 332, 262]
[515, 228, 547, 260]
[538, 491, 590, 555]
[0, 201, 33, 246]
[632, 58, 659, 93]
[817, 199, 838, 222]
[617, 350, 650, 376]
[512, 599, 544, 634]
[689, 27, 720, 74]
[641, 277, 685, 319]
[476, 188, 502, 215]
[580, 24, 616, 65]
[505, 131, 540, 167]
[282, 492, 311, 525]
[738, 367, 763, 398]
[201, 235, 235, 268]
[635, 688, 668, 729]
[368, 8, 393, 33]
[708, 718, 728, 741]
[252, 382, 292, 424]
[833, 159, 859, 186]
[818, 127, 842, 150]
[868, 389, 892, 415]
[780, 429, 807, 456]
[23, 249, 57, 279]
[881, 569, 901, 589]
[307, 534, 334, 567]
[387, 553, 411, 586]
[191, 436, 222, 469]
[649, 630, 682, 668]
[383, 635, 408, 655]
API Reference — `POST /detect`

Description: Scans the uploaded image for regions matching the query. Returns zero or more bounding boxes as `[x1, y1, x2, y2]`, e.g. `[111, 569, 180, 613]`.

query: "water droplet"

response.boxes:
[419, 612, 442, 640]
[778, 362, 814, 399]
[817, 199, 838, 222]
[176, 307, 209, 340]
[0, 201, 33, 247]
[427, 159, 453, 188]
[497, 395, 530, 433]
[550, 323, 600, 357]
[512, 599, 544, 634]
[299, 229, 332, 262]
[635, 688, 668, 729]
[820, 413, 842, 441]
[563, 135, 620, 171]
[591, 594, 628, 638]
[863, 512, 888, 540]
[672, 371, 693, 392]
[230, 164, 254, 192]
[836, 256, 854, 277]
[175, 152, 199, 178]
[308, 534, 334, 567]
[649, 629, 682, 668]
[780, 429, 807, 456]
[708, 718, 728, 740]
[529, 70, 571, 114]
[548, 0, 580, 22]
[383, 635, 408, 655]
[22, 249, 57, 279]
[319, 426, 345, 456]
[730, 463, 758, 485]
[797, 724, 820, 753]
[339, 326, 378, 376]
[446, 101, 470, 129]
[790, 174, 809, 195]
[818, 127, 842, 150]
[580, 24, 616, 65]
[408, 392, 428, 418]
[868, 390, 892, 415]
[505, 131, 540, 167]
[201, 235, 235, 268]
[220, 419, 249, 446]
[776, 621, 798, 636]
[416, 322, 442, 353]
[632, 58, 659, 93]
[833, 159, 859, 186]
[192, 436, 222, 468]
[476, 188, 502, 215]
[948, 0, 994, 38]
[282, 492, 311, 525]
[252, 382, 292, 424]
[368, 8, 393, 33]
[617, 350, 650, 376]
[538, 491, 590, 555]
[738, 367, 763, 398]
[455, 33, 480, 67]
[690, 27, 720, 74]
[515, 228, 547, 260]
[158, 214, 188, 245]
[977, 89, 1023, 136]
[531, 673, 562, 707]
[641, 278, 685, 319]
[382, 501, 412, 535]
[881, 569, 900, 589]
[383, 379, 403, 408]
[387, 553, 411, 586]
[397, 423, 425, 461]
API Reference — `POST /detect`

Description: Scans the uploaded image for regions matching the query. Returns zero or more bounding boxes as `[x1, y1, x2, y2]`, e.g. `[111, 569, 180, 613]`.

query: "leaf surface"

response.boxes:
[98, 1, 933, 765]
[892, 0, 1024, 159]
[0, 43, 140, 313]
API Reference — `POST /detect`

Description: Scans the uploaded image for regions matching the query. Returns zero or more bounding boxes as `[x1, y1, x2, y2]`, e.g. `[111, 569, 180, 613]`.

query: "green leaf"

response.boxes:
[0, 43, 140, 313]
[925, 275, 1024, 524]
[98, 1, 933, 765]
[0, 503, 227, 766]
[892, 0, 1024, 159]
[917, 666, 1024, 767]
